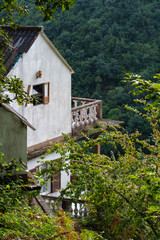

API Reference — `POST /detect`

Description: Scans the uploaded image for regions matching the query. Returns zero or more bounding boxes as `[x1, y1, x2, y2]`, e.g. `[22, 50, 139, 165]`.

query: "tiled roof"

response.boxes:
[1, 26, 42, 72]
[1, 103, 35, 130]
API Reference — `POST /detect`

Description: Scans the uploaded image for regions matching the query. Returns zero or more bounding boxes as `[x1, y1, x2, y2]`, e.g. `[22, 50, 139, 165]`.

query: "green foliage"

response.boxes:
[0, 178, 25, 213]
[18, 0, 160, 97]
[0, 205, 101, 239]
[0, 156, 101, 239]
[34, 0, 75, 21]
[0, 154, 27, 213]
[16, 0, 160, 136]
[41, 128, 160, 239]
[0, 74, 33, 104]
[38, 78, 160, 239]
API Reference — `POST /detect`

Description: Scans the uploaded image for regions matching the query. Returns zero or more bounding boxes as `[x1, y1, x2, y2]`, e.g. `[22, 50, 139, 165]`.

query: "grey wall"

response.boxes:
[0, 106, 27, 176]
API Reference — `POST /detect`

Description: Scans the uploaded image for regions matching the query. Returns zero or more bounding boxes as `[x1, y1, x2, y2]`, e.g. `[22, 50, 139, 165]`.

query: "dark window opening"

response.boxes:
[33, 82, 50, 106]
[33, 84, 43, 105]
[51, 172, 61, 193]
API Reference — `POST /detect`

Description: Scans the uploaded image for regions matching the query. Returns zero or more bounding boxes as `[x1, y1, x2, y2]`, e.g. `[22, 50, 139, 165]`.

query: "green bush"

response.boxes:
[0, 206, 102, 239]
[38, 75, 160, 239]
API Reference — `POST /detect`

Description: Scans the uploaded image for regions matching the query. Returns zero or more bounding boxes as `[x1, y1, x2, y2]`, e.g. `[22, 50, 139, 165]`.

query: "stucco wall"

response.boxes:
[8, 33, 72, 147]
[0, 106, 27, 169]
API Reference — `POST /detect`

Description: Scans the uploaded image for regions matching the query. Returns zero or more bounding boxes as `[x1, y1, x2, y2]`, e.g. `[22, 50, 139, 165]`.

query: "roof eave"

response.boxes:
[1, 103, 36, 131]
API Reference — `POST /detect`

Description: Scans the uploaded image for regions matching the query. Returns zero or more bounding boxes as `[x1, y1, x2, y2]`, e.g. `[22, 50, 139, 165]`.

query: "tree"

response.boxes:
[38, 75, 160, 239]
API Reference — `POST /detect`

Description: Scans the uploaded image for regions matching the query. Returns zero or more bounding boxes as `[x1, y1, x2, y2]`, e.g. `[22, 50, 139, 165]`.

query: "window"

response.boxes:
[51, 172, 61, 193]
[70, 174, 78, 183]
[37, 163, 51, 194]
[33, 82, 50, 105]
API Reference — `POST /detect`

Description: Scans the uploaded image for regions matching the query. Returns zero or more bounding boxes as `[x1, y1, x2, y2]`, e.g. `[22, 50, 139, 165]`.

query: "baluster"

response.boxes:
[76, 110, 81, 127]
[92, 105, 98, 121]
[73, 100, 78, 108]
[84, 107, 89, 125]
[73, 110, 79, 128]
[74, 202, 78, 218]
[77, 203, 81, 218]
[79, 102, 85, 126]
[45, 198, 49, 204]
[84, 205, 88, 217]
[79, 203, 83, 218]
[80, 108, 85, 126]
[89, 106, 94, 124]
[87, 205, 90, 215]
[72, 112, 75, 129]
[71, 203, 74, 216]
[50, 200, 54, 210]
[79, 109, 83, 126]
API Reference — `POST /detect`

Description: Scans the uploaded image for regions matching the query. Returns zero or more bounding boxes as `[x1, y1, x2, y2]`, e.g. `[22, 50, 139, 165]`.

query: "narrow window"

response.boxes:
[36, 163, 51, 194]
[51, 172, 61, 193]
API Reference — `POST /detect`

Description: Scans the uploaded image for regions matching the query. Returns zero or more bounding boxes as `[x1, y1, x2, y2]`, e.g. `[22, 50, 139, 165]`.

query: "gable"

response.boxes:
[2, 26, 41, 73]
[2, 26, 74, 74]
[40, 31, 74, 74]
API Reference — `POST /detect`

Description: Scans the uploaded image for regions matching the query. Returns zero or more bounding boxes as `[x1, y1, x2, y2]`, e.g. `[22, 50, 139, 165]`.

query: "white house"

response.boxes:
[3, 26, 102, 196]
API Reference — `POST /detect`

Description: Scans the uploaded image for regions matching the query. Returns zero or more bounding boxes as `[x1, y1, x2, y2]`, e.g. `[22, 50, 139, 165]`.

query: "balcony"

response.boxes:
[42, 195, 89, 218]
[27, 97, 103, 159]
[71, 97, 102, 133]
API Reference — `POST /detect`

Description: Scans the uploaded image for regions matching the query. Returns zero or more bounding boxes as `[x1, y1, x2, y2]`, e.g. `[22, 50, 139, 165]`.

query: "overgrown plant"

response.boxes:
[38, 75, 160, 239]
[0, 206, 102, 239]
[0, 153, 28, 213]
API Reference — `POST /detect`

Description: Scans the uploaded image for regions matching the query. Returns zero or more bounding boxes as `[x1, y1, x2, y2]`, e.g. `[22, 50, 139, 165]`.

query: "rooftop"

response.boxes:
[1, 103, 35, 130]
[2, 26, 42, 72]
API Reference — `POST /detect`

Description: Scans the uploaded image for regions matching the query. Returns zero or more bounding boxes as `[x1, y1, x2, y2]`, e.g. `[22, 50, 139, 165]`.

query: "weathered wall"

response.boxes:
[8, 33, 72, 147]
[0, 106, 27, 172]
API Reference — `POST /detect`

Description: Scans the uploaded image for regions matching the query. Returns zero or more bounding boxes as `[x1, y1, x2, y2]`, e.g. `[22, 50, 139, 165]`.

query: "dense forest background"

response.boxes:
[18, 0, 160, 136]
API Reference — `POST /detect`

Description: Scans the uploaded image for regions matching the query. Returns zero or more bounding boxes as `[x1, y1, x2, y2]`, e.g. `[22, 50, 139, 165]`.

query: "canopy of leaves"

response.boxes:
[38, 78, 160, 239]
[17, 0, 160, 97]
[0, 204, 101, 239]
[16, 0, 160, 135]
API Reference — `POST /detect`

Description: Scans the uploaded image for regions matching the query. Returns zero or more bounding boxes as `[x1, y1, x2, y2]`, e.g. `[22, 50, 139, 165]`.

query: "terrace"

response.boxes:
[71, 97, 102, 133]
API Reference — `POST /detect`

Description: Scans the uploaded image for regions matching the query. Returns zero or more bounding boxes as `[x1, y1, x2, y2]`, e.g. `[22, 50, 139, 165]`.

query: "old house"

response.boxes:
[2, 26, 102, 196]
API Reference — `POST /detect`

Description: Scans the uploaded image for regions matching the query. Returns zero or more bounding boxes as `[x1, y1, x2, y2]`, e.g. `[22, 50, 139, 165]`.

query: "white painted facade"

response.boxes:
[7, 29, 73, 195]
[8, 32, 73, 147]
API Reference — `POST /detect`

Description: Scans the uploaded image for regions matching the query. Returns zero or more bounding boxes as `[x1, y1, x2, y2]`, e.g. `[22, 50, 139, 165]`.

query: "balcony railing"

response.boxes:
[71, 97, 102, 133]
[42, 195, 89, 218]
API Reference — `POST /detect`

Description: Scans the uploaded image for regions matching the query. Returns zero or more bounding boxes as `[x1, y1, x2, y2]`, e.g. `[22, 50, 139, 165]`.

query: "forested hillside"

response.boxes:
[18, 0, 160, 135]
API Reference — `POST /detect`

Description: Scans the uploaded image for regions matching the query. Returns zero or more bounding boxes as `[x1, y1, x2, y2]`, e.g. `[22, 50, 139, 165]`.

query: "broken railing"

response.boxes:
[71, 97, 102, 132]
[42, 195, 89, 218]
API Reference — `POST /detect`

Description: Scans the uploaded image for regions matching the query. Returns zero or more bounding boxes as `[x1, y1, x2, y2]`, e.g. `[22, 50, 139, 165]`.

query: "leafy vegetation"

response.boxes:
[0, 205, 102, 239]
[17, 0, 160, 91]
[16, 0, 160, 137]
[38, 76, 160, 239]
[1, 1, 160, 239]
[0, 156, 101, 239]
[0, 1, 102, 240]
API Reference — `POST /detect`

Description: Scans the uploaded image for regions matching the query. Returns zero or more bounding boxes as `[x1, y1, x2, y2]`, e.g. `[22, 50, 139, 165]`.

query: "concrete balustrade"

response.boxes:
[71, 97, 102, 132]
